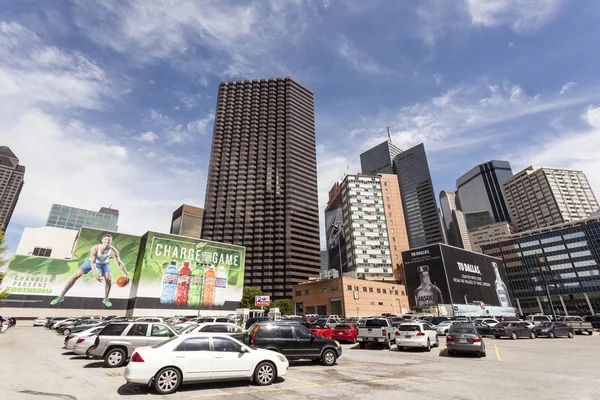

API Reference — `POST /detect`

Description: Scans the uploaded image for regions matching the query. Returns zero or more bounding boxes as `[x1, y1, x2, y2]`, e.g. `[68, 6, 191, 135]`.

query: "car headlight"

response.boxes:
[334, 340, 340, 346]
[278, 356, 287, 363]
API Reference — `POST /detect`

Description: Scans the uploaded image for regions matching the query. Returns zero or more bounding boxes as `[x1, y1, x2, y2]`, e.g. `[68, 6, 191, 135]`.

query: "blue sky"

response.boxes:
[2, 0, 600, 257]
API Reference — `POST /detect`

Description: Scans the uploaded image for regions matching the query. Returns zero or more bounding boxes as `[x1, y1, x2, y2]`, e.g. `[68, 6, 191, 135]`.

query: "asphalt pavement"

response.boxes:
[1, 326, 599, 400]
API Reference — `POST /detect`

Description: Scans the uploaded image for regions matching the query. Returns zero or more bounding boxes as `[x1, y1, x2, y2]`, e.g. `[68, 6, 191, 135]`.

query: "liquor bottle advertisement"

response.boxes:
[133, 231, 246, 310]
[402, 244, 513, 311]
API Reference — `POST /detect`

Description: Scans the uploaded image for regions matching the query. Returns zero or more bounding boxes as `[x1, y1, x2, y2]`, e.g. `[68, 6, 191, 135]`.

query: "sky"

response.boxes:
[2, 0, 600, 258]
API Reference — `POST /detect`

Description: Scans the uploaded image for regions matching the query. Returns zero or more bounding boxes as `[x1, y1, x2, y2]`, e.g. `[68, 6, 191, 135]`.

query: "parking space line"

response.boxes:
[288, 365, 364, 372]
[284, 376, 319, 386]
[494, 344, 502, 361]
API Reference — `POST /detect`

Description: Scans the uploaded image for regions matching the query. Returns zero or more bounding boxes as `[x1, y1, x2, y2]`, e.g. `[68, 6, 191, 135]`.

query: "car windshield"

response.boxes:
[335, 325, 350, 329]
[495, 323, 510, 327]
[172, 325, 189, 333]
[533, 316, 549, 321]
[312, 323, 328, 329]
[437, 321, 451, 326]
[539, 322, 553, 327]
[450, 327, 476, 334]
[152, 336, 178, 348]
[182, 324, 198, 333]
[365, 319, 388, 327]
[399, 325, 420, 332]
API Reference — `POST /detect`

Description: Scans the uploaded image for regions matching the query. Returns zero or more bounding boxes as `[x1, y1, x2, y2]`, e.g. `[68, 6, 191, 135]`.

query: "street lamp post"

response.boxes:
[391, 285, 397, 315]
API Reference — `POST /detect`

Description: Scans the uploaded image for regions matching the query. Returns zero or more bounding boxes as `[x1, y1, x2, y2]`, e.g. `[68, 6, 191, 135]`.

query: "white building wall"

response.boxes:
[15, 226, 78, 259]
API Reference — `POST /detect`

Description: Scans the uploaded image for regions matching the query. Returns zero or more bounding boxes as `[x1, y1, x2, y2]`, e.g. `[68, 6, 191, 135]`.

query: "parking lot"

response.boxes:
[1, 326, 600, 400]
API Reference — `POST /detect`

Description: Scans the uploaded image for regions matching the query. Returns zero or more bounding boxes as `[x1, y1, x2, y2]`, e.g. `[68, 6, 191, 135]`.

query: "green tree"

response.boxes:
[0, 229, 10, 306]
[241, 286, 263, 309]
[271, 299, 293, 315]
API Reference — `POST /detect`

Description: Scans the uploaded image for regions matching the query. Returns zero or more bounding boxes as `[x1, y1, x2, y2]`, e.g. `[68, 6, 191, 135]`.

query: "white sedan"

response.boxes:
[66, 325, 105, 351]
[394, 322, 439, 351]
[33, 317, 48, 326]
[124, 333, 289, 394]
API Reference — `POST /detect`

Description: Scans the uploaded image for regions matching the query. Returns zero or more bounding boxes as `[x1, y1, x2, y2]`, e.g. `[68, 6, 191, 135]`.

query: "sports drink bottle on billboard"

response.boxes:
[187, 263, 204, 308]
[174, 261, 191, 306]
[492, 262, 511, 307]
[214, 266, 227, 307]
[415, 265, 444, 308]
[202, 265, 216, 307]
[160, 261, 179, 305]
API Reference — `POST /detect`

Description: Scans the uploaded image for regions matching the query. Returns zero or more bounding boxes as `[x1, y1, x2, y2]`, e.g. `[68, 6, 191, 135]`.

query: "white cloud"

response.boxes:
[466, 0, 563, 32]
[337, 38, 392, 76]
[0, 22, 205, 246]
[560, 81, 577, 95]
[136, 131, 158, 142]
[583, 105, 600, 128]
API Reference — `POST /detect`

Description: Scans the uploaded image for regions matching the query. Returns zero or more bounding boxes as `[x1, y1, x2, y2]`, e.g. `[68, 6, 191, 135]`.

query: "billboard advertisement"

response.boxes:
[402, 244, 512, 311]
[130, 231, 246, 311]
[325, 192, 348, 273]
[0, 228, 141, 309]
[255, 296, 270, 307]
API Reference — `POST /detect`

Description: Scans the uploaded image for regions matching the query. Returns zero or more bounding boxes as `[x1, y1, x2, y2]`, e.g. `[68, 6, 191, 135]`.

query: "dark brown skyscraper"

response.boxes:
[201, 77, 321, 298]
[0, 146, 25, 232]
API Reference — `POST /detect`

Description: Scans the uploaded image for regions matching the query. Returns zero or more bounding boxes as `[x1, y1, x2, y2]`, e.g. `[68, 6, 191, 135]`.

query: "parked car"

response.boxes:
[135, 317, 166, 323]
[491, 322, 536, 339]
[428, 317, 450, 326]
[584, 315, 600, 329]
[244, 322, 342, 366]
[331, 324, 357, 343]
[474, 318, 499, 327]
[124, 333, 289, 394]
[88, 322, 178, 367]
[172, 323, 198, 334]
[395, 322, 439, 351]
[65, 325, 106, 351]
[185, 323, 246, 342]
[244, 317, 271, 330]
[309, 320, 333, 338]
[73, 326, 109, 357]
[52, 318, 77, 330]
[60, 319, 103, 336]
[46, 317, 69, 328]
[526, 315, 552, 326]
[556, 316, 594, 335]
[356, 318, 396, 349]
[446, 323, 486, 357]
[435, 321, 462, 336]
[472, 321, 493, 337]
[33, 317, 48, 327]
[532, 322, 574, 338]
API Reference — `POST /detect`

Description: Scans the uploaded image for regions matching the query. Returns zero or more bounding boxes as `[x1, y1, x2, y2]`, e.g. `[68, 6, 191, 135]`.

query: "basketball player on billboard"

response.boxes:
[50, 234, 130, 308]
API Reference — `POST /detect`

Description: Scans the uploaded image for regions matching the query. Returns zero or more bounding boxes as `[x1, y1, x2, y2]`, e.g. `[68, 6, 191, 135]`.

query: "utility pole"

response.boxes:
[465, 295, 471, 321]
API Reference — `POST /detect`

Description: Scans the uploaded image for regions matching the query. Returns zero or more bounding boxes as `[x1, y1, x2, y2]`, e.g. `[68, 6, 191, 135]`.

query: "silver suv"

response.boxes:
[88, 322, 177, 367]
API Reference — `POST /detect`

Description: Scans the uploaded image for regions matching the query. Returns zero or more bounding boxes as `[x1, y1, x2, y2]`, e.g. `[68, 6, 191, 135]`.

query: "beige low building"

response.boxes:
[469, 221, 513, 253]
[292, 276, 409, 317]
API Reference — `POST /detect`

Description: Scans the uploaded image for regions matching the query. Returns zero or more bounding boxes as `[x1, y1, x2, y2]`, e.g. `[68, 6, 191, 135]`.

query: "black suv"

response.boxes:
[245, 322, 342, 366]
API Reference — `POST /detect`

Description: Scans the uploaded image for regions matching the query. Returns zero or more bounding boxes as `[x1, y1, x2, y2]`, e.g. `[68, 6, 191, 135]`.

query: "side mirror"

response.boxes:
[240, 346, 250, 353]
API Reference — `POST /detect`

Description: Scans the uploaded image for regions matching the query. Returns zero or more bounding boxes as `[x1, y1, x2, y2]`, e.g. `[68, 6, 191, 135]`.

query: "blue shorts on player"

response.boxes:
[78, 260, 111, 275]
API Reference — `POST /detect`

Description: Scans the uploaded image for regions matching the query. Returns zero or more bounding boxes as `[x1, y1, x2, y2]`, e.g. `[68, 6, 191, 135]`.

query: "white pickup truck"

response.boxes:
[356, 318, 396, 349]
[557, 316, 594, 335]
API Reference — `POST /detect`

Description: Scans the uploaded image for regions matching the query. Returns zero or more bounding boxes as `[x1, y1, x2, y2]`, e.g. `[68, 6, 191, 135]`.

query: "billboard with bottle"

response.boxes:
[129, 232, 245, 311]
[0, 228, 141, 310]
[402, 244, 513, 311]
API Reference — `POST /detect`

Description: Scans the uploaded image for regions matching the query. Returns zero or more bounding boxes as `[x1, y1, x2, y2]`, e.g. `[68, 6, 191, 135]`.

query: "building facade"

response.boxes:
[360, 139, 402, 175]
[46, 204, 119, 231]
[456, 160, 513, 229]
[439, 190, 472, 250]
[15, 226, 79, 259]
[170, 204, 204, 238]
[503, 166, 599, 233]
[464, 211, 494, 231]
[324, 182, 347, 275]
[201, 77, 321, 299]
[320, 250, 328, 271]
[393, 143, 444, 248]
[292, 276, 409, 317]
[0, 146, 25, 232]
[481, 217, 600, 316]
[469, 221, 513, 253]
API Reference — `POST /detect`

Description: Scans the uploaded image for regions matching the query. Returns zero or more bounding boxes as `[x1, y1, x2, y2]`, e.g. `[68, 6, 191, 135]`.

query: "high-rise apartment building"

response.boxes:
[393, 143, 444, 248]
[360, 139, 402, 175]
[0, 146, 25, 232]
[170, 204, 203, 238]
[339, 174, 409, 281]
[456, 160, 513, 229]
[46, 204, 119, 231]
[201, 77, 320, 298]
[503, 166, 599, 233]
[464, 211, 494, 231]
[320, 250, 328, 271]
[439, 190, 471, 250]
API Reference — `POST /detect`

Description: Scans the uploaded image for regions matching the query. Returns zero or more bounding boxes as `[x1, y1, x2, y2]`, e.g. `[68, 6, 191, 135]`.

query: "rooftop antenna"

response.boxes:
[386, 127, 392, 143]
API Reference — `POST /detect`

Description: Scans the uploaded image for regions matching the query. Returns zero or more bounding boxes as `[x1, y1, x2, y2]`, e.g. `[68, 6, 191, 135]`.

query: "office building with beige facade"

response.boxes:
[469, 221, 514, 253]
[292, 276, 409, 317]
[503, 166, 599, 233]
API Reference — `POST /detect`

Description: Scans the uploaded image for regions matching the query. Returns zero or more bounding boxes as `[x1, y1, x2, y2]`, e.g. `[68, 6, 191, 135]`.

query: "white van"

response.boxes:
[526, 315, 552, 325]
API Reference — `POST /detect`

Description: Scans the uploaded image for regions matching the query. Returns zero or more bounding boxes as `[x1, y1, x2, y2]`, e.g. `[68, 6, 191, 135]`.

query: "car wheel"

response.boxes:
[435, 337, 440, 347]
[567, 331, 574, 339]
[549, 331, 555, 339]
[481, 348, 487, 357]
[352, 336, 357, 344]
[494, 335, 501, 339]
[511, 332, 518, 340]
[530, 331, 536, 339]
[359, 342, 366, 349]
[444, 330, 448, 336]
[447, 350, 455, 356]
[154, 367, 181, 394]
[588, 330, 594, 336]
[384, 339, 391, 349]
[254, 362, 276, 386]
[63, 329, 71, 336]
[397, 346, 404, 351]
[425, 339, 431, 352]
[321, 349, 337, 366]
[104, 348, 126, 368]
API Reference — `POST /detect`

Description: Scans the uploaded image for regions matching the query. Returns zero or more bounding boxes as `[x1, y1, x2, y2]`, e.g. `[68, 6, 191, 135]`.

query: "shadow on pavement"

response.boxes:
[83, 361, 105, 368]
[62, 351, 75, 355]
[69, 355, 90, 360]
[438, 348, 483, 358]
[117, 377, 285, 396]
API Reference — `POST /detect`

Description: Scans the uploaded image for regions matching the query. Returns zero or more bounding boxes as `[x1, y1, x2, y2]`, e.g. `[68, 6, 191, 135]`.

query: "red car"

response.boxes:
[310, 322, 333, 338]
[332, 323, 358, 343]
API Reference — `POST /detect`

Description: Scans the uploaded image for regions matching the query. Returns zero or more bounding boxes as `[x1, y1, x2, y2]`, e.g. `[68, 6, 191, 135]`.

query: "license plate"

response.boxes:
[405, 335, 411, 339]
[459, 338, 467, 343]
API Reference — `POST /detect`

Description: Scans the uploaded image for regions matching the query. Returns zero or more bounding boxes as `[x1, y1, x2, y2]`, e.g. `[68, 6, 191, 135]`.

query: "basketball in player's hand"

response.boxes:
[116, 276, 128, 287]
